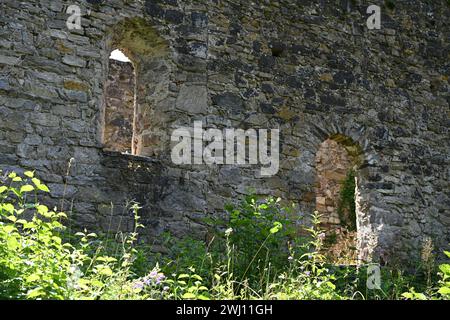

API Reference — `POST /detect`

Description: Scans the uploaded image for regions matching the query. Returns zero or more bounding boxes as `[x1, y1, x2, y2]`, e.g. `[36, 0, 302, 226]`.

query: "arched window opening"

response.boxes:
[103, 49, 136, 154]
[101, 17, 170, 157]
[315, 134, 363, 265]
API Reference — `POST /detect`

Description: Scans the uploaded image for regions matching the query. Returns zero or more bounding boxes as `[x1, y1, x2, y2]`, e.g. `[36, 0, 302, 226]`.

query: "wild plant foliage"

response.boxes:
[0, 170, 448, 300]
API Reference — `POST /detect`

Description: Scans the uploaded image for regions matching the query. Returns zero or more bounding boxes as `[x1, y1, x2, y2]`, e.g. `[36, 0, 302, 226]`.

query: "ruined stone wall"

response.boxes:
[0, 0, 449, 265]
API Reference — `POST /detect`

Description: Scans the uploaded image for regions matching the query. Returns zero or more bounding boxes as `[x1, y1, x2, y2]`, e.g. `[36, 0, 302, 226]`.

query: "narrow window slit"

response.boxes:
[103, 49, 136, 154]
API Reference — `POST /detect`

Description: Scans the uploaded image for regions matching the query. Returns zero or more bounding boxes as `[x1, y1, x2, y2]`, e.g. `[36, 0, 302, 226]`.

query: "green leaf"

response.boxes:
[37, 184, 50, 192]
[36, 205, 49, 215]
[325, 281, 336, 290]
[438, 287, 450, 295]
[97, 266, 113, 276]
[439, 264, 450, 275]
[23, 222, 37, 229]
[20, 185, 34, 193]
[6, 215, 17, 222]
[57, 212, 68, 219]
[191, 274, 203, 281]
[26, 274, 41, 283]
[2, 203, 14, 214]
[51, 236, 62, 245]
[181, 292, 196, 299]
[24, 171, 34, 178]
[270, 221, 282, 234]
[7, 237, 19, 250]
[27, 288, 45, 299]
[3, 225, 15, 233]
[91, 279, 104, 287]
[0, 186, 7, 194]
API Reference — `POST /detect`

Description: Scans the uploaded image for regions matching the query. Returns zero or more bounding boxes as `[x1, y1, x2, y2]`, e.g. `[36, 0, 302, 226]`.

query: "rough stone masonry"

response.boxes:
[0, 0, 449, 266]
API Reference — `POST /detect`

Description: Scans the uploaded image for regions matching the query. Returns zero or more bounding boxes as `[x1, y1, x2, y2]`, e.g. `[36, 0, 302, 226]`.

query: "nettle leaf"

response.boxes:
[91, 279, 104, 288]
[439, 264, 450, 275]
[2, 203, 14, 214]
[3, 225, 16, 233]
[23, 222, 37, 229]
[36, 205, 49, 215]
[7, 236, 19, 250]
[51, 236, 62, 245]
[57, 212, 68, 219]
[27, 288, 45, 299]
[26, 274, 41, 283]
[97, 256, 117, 263]
[181, 292, 196, 299]
[37, 184, 50, 192]
[438, 287, 450, 295]
[24, 171, 34, 178]
[191, 274, 203, 281]
[20, 185, 34, 193]
[96, 265, 113, 276]
[270, 221, 282, 234]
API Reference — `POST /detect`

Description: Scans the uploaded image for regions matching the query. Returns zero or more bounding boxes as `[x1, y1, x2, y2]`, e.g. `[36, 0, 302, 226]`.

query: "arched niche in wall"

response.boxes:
[100, 17, 171, 157]
[315, 133, 364, 265]
[103, 49, 135, 154]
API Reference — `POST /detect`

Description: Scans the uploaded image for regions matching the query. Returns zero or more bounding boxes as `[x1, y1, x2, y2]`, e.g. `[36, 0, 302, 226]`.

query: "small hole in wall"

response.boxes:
[103, 49, 136, 154]
[271, 47, 284, 57]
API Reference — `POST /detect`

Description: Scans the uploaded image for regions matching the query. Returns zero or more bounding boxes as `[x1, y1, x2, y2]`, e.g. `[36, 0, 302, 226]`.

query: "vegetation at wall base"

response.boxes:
[0, 170, 449, 300]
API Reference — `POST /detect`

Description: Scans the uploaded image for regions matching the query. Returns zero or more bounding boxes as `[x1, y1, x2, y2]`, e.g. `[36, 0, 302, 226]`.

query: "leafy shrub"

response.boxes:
[337, 169, 356, 231]
[437, 250, 450, 298]
[210, 195, 299, 287]
[266, 212, 343, 299]
[0, 170, 143, 300]
[157, 232, 217, 283]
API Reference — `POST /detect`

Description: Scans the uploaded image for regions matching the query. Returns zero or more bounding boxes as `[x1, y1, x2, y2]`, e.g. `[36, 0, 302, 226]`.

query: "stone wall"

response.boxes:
[0, 0, 449, 266]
